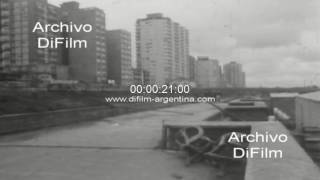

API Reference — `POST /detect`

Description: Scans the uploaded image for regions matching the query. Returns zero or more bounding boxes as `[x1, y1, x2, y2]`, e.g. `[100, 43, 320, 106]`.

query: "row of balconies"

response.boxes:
[0, 10, 10, 17]
[0, 27, 10, 33]
[0, 51, 11, 59]
[1, 43, 10, 50]
[1, 18, 9, 24]
[0, 36, 10, 43]
[0, 7, 9, 13]
[0, 1, 9, 7]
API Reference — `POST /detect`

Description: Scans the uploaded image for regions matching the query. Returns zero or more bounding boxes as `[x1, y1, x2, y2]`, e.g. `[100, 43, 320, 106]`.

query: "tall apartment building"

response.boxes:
[61, 2, 107, 84]
[136, 13, 189, 85]
[188, 55, 196, 81]
[195, 57, 222, 88]
[0, 0, 61, 80]
[0, 0, 10, 69]
[241, 71, 246, 87]
[223, 61, 246, 88]
[0, 0, 107, 84]
[173, 22, 189, 80]
[132, 68, 146, 85]
[106, 29, 133, 87]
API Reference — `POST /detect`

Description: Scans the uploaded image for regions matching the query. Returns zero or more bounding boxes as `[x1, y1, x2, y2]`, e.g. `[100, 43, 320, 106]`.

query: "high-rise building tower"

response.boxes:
[188, 55, 196, 81]
[223, 61, 246, 87]
[0, 0, 10, 69]
[61, 2, 107, 84]
[136, 13, 189, 85]
[0, 0, 61, 80]
[195, 57, 222, 88]
[0, 0, 108, 83]
[106, 29, 133, 87]
[173, 22, 189, 80]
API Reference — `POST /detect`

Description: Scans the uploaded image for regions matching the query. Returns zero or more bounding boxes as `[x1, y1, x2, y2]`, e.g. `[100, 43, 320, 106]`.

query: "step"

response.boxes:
[304, 137, 320, 142]
[309, 153, 320, 160]
[304, 144, 320, 151]
[303, 127, 320, 133]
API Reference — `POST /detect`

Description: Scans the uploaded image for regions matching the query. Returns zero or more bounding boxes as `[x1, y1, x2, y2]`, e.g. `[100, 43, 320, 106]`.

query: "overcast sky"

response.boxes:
[50, 0, 320, 87]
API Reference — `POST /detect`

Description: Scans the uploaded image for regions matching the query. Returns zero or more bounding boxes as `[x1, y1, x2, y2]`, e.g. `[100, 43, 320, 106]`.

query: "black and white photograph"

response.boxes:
[0, 0, 319, 179]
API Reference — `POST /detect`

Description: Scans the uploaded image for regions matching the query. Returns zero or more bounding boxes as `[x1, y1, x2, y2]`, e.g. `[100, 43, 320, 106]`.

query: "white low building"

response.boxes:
[295, 91, 320, 132]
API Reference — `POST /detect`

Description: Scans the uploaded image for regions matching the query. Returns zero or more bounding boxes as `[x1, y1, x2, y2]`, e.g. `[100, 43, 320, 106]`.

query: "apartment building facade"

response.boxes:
[223, 61, 246, 88]
[195, 57, 222, 88]
[106, 29, 133, 87]
[0, 0, 63, 81]
[0, 0, 107, 84]
[61, 2, 107, 84]
[188, 55, 196, 81]
[136, 13, 189, 85]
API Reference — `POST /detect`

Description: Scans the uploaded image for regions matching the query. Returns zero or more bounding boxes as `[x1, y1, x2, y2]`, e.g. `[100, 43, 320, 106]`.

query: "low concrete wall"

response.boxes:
[162, 120, 320, 180]
[225, 108, 270, 121]
[245, 121, 320, 180]
[295, 97, 320, 132]
[0, 106, 155, 135]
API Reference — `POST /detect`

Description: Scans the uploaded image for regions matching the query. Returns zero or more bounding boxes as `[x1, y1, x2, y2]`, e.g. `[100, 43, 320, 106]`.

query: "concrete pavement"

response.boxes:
[0, 103, 227, 180]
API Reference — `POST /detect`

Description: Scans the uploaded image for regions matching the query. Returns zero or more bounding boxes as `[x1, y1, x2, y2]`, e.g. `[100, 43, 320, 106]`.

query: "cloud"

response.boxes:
[234, 22, 300, 48]
[230, 46, 320, 87]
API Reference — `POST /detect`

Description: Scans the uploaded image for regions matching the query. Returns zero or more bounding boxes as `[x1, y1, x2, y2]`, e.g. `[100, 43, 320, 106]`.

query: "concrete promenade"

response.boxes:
[0, 103, 319, 180]
[0, 103, 223, 180]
